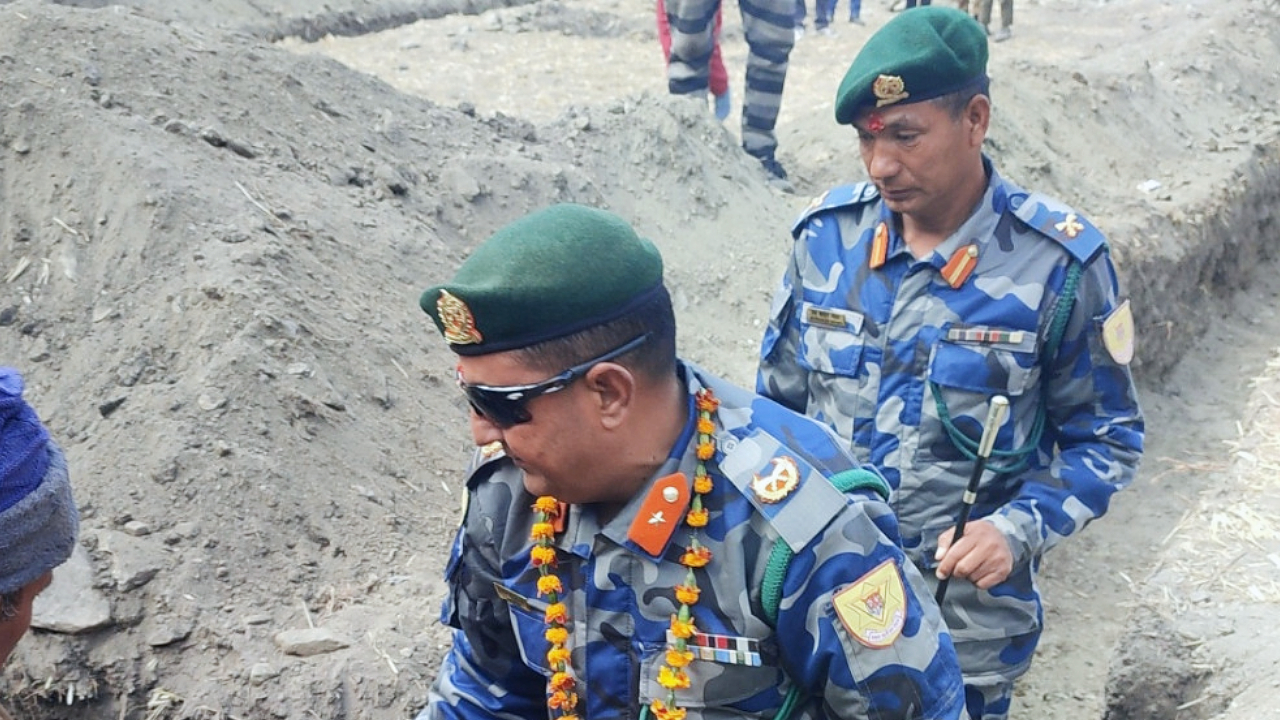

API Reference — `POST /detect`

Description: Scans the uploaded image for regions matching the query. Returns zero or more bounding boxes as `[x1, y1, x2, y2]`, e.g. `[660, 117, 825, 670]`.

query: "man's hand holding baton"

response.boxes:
[934, 395, 1010, 606]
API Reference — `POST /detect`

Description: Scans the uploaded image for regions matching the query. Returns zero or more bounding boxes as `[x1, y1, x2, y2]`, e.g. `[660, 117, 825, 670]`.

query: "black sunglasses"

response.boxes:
[457, 333, 651, 428]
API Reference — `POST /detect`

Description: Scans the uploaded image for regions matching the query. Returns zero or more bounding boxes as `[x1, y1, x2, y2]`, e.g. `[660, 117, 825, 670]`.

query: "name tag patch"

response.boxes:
[805, 306, 851, 330]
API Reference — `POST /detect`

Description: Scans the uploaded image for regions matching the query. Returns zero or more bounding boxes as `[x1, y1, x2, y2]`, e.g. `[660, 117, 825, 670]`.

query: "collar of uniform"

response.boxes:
[874, 158, 1006, 277]
[600, 363, 711, 560]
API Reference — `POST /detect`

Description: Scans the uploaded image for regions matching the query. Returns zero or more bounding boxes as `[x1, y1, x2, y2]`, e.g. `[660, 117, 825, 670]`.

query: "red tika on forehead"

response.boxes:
[867, 113, 885, 133]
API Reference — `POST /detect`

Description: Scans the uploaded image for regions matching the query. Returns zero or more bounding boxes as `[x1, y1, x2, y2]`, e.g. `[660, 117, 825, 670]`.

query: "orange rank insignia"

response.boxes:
[941, 243, 979, 288]
[1101, 299, 1135, 365]
[872, 74, 909, 107]
[438, 290, 483, 345]
[1054, 213, 1084, 239]
[751, 456, 800, 504]
[833, 559, 907, 649]
[627, 473, 690, 555]
[869, 222, 890, 269]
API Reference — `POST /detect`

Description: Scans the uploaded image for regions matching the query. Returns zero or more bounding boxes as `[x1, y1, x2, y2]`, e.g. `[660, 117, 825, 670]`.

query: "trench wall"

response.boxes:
[1124, 142, 1280, 382]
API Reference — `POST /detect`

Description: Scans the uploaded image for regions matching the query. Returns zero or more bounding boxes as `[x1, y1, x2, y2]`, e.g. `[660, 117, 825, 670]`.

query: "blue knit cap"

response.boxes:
[0, 368, 79, 595]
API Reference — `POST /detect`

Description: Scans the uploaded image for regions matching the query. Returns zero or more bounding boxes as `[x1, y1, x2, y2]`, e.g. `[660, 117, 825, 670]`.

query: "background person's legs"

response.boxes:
[739, 0, 795, 177]
[666, 0, 720, 95]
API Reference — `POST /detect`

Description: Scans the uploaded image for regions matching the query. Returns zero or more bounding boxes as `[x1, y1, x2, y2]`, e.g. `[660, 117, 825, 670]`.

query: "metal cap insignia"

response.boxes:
[872, 74, 909, 107]
[437, 290, 483, 345]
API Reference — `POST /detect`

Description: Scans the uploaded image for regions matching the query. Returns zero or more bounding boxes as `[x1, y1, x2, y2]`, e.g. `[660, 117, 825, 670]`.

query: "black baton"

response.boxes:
[935, 395, 1009, 606]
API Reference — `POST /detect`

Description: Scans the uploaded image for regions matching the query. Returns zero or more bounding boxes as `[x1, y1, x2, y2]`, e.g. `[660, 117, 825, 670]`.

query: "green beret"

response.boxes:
[419, 204, 664, 355]
[834, 6, 988, 125]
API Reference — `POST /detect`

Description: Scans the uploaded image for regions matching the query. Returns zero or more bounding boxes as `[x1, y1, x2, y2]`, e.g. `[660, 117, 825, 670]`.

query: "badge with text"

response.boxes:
[1101, 299, 1135, 365]
[751, 456, 800, 503]
[833, 559, 907, 649]
[805, 306, 850, 330]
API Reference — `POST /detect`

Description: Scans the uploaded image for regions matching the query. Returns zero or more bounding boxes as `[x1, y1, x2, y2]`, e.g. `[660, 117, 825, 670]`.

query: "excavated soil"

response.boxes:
[2, 0, 1279, 718]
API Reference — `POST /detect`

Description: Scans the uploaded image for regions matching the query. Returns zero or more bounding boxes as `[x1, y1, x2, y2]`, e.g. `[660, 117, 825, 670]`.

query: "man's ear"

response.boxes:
[584, 363, 635, 430]
[965, 94, 991, 147]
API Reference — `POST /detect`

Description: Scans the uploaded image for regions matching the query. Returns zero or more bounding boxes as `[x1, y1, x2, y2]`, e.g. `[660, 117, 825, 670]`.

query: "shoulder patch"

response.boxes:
[1011, 192, 1107, 264]
[833, 559, 907, 648]
[717, 428, 849, 553]
[791, 182, 880, 237]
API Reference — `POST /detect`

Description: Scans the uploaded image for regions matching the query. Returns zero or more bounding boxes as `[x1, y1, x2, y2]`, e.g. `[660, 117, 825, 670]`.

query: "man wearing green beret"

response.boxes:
[756, 7, 1144, 720]
[414, 203, 968, 720]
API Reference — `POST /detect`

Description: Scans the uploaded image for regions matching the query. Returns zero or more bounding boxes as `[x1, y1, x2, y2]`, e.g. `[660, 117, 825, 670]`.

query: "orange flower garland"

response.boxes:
[650, 388, 720, 720]
[532, 497, 579, 720]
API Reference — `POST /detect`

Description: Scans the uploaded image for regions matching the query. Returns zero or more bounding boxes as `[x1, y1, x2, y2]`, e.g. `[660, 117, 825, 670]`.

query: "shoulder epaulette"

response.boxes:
[717, 428, 851, 553]
[1010, 191, 1108, 265]
[463, 441, 509, 488]
[791, 182, 880, 238]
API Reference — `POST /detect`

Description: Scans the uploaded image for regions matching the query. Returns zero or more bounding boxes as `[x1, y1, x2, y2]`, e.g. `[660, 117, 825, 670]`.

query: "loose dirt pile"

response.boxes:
[1, 0, 1278, 718]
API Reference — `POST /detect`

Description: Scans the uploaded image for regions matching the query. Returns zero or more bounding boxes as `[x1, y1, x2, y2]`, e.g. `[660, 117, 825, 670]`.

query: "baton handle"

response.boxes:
[935, 396, 1009, 606]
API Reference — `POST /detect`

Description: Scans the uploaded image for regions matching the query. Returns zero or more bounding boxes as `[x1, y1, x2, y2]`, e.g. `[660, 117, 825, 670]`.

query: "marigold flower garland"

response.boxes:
[531, 496, 579, 720]
[530, 389, 719, 720]
[650, 388, 720, 720]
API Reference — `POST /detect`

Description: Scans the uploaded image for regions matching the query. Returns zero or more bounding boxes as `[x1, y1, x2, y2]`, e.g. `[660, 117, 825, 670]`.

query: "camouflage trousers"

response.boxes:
[663, 0, 795, 159]
[957, 632, 1041, 720]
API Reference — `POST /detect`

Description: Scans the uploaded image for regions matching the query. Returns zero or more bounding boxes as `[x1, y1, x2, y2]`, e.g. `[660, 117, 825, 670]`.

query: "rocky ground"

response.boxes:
[1, 0, 1278, 718]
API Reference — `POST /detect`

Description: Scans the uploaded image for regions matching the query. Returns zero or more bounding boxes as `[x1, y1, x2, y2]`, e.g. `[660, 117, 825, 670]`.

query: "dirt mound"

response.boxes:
[2, 0, 1280, 718]
[0, 2, 792, 717]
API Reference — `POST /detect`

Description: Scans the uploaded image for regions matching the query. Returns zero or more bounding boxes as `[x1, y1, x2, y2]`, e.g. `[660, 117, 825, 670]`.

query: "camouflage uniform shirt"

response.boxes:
[421, 363, 966, 720]
[756, 161, 1145, 660]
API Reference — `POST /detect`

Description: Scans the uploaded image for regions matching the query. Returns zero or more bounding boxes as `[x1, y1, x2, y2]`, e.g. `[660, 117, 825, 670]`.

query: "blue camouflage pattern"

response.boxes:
[756, 159, 1144, 718]
[420, 363, 967, 720]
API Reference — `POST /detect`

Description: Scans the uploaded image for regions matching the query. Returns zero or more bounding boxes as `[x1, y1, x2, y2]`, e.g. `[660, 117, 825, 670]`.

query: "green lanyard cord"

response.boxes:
[930, 261, 1082, 475]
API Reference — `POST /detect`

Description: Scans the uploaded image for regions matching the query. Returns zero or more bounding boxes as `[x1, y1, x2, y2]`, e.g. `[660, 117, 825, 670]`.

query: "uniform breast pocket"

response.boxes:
[795, 303, 866, 376]
[506, 593, 554, 676]
[796, 304, 872, 437]
[639, 638, 784, 716]
[918, 337, 1039, 464]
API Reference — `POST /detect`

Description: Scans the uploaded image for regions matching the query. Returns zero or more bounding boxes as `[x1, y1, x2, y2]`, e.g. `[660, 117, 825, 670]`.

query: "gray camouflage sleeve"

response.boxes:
[757, 228, 811, 413]
[775, 501, 966, 719]
[990, 253, 1145, 567]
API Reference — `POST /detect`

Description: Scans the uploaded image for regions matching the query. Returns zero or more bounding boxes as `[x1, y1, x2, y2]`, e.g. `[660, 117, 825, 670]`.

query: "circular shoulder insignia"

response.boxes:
[872, 74, 910, 107]
[438, 290, 483, 345]
[833, 559, 907, 648]
[751, 456, 800, 504]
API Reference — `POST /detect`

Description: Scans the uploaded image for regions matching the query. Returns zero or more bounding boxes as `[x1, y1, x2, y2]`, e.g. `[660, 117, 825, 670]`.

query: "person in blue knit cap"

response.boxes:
[0, 367, 79, 670]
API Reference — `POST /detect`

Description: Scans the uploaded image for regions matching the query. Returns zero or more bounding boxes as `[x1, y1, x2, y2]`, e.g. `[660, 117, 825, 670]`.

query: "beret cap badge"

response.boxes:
[872, 74, 909, 107]
[437, 290, 483, 345]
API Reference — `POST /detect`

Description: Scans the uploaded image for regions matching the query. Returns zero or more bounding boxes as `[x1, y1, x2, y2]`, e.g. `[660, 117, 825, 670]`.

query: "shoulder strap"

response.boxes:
[759, 469, 887, 720]
[1011, 192, 1108, 265]
[791, 182, 880, 237]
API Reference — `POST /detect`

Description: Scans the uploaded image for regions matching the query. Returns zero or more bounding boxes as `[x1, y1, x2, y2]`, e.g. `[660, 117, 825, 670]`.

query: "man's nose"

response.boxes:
[470, 410, 504, 446]
[865, 143, 900, 181]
